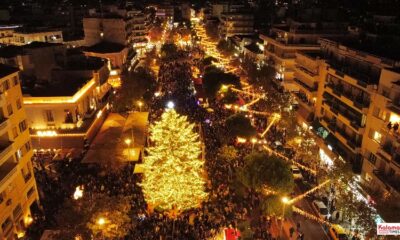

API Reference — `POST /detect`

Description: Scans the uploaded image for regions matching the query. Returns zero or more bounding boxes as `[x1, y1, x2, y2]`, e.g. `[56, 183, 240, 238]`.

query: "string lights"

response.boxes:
[141, 109, 208, 213]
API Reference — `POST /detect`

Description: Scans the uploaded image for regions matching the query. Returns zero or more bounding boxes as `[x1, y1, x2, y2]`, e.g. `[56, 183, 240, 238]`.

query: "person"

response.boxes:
[289, 226, 295, 237]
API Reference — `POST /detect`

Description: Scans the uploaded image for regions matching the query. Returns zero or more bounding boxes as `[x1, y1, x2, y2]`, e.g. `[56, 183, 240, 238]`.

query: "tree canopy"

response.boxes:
[203, 66, 241, 99]
[237, 152, 294, 194]
[225, 113, 257, 138]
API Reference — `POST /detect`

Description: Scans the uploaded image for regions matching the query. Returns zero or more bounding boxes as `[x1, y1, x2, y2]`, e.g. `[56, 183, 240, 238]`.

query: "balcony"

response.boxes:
[0, 141, 13, 160]
[326, 59, 380, 86]
[325, 82, 370, 111]
[321, 117, 361, 151]
[373, 169, 400, 193]
[294, 91, 314, 109]
[295, 64, 318, 77]
[323, 92, 364, 130]
[294, 78, 318, 93]
[0, 158, 18, 187]
[0, 117, 8, 133]
[24, 172, 32, 183]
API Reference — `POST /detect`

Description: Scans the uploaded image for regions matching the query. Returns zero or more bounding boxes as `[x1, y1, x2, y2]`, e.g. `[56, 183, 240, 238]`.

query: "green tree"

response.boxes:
[237, 152, 294, 194]
[261, 195, 292, 217]
[225, 113, 257, 138]
[217, 145, 238, 162]
[217, 39, 235, 56]
[87, 207, 132, 239]
[161, 43, 178, 59]
[114, 68, 156, 112]
[220, 89, 239, 104]
[203, 66, 241, 99]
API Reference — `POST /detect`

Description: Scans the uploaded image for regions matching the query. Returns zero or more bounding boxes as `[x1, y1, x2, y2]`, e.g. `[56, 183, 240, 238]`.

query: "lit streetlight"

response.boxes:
[280, 197, 290, 238]
[73, 185, 84, 200]
[137, 101, 143, 112]
[251, 138, 257, 151]
[167, 101, 175, 109]
[97, 217, 106, 226]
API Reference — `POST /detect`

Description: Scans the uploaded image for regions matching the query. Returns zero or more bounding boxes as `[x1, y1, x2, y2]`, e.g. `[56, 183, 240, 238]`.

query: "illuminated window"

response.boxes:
[373, 131, 382, 143]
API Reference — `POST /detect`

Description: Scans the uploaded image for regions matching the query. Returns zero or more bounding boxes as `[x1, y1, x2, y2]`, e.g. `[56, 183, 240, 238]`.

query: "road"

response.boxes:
[292, 183, 330, 240]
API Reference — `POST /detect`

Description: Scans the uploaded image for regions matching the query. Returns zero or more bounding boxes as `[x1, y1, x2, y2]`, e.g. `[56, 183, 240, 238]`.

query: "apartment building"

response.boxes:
[361, 68, 400, 198]
[23, 56, 111, 149]
[260, 19, 347, 91]
[0, 25, 21, 45]
[12, 29, 63, 46]
[219, 11, 254, 38]
[0, 65, 39, 239]
[126, 9, 148, 53]
[83, 15, 129, 46]
[293, 37, 400, 198]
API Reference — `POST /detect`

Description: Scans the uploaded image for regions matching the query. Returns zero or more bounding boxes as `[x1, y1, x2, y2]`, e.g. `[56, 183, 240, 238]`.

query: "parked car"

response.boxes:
[329, 224, 349, 240]
[291, 165, 303, 180]
[312, 200, 329, 220]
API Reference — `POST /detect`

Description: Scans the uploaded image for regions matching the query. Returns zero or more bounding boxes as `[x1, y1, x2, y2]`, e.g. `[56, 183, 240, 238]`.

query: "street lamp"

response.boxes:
[125, 138, 132, 161]
[137, 101, 143, 112]
[97, 217, 106, 226]
[251, 138, 257, 151]
[280, 197, 290, 238]
[167, 101, 175, 109]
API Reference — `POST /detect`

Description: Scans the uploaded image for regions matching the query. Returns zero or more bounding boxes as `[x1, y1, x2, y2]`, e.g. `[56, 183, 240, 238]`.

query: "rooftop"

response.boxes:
[14, 28, 62, 34]
[23, 77, 92, 97]
[323, 36, 400, 62]
[23, 41, 63, 49]
[244, 43, 262, 54]
[0, 45, 23, 58]
[0, 64, 19, 78]
[63, 56, 107, 71]
[84, 41, 126, 54]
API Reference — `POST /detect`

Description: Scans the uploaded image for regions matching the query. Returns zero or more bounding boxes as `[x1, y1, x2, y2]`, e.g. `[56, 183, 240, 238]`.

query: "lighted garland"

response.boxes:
[141, 109, 208, 213]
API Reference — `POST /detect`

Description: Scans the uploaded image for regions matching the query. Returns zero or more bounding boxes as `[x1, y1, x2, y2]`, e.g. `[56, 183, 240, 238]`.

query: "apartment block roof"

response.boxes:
[0, 64, 18, 78]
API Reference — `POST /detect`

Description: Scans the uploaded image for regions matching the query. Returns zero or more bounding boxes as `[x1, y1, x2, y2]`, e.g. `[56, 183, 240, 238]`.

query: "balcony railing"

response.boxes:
[326, 59, 380, 85]
[0, 160, 18, 187]
[0, 117, 8, 132]
[294, 78, 318, 92]
[373, 169, 400, 193]
[295, 64, 318, 77]
[24, 172, 32, 183]
[0, 142, 13, 160]
[325, 82, 370, 110]
[294, 92, 314, 108]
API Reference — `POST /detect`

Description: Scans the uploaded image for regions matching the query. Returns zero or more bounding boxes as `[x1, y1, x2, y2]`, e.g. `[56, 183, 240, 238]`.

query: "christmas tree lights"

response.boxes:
[141, 109, 208, 213]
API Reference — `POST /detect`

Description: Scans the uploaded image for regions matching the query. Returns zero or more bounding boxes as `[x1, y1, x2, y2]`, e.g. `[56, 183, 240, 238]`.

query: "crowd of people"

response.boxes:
[27, 41, 316, 240]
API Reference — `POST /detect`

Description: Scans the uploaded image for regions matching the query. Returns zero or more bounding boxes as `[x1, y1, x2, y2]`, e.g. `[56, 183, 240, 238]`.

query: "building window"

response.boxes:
[44, 110, 54, 122]
[25, 141, 31, 151]
[12, 204, 22, 219]
[16, 148, 22, 160]
[12, 127, 18, 139]
[0, 191, 4, 204]
[2, 79, 10, 91]
[7, 104, 13, 116]
[27, 187, 35, 198]
[373, 131, 382, 143]
[368, 152, 377, 165]
[1, 217, 12, 232]
[12, 76, 19, 86]
[19, 120, 27, 132]
[16, 98, 21, 110]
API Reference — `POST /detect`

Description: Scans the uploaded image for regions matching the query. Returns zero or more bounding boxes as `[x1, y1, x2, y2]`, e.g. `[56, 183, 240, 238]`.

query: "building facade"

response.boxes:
[260, 20, 347, 91]
[12, 30, 63, 46]
[0, 65, 39, 239]
[293, 38, 400, 199]
[219, 11, 254, 38]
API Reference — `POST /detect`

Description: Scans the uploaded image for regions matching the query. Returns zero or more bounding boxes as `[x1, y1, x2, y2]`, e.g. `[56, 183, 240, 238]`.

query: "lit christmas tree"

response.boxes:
[141, 108, 208, 213]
